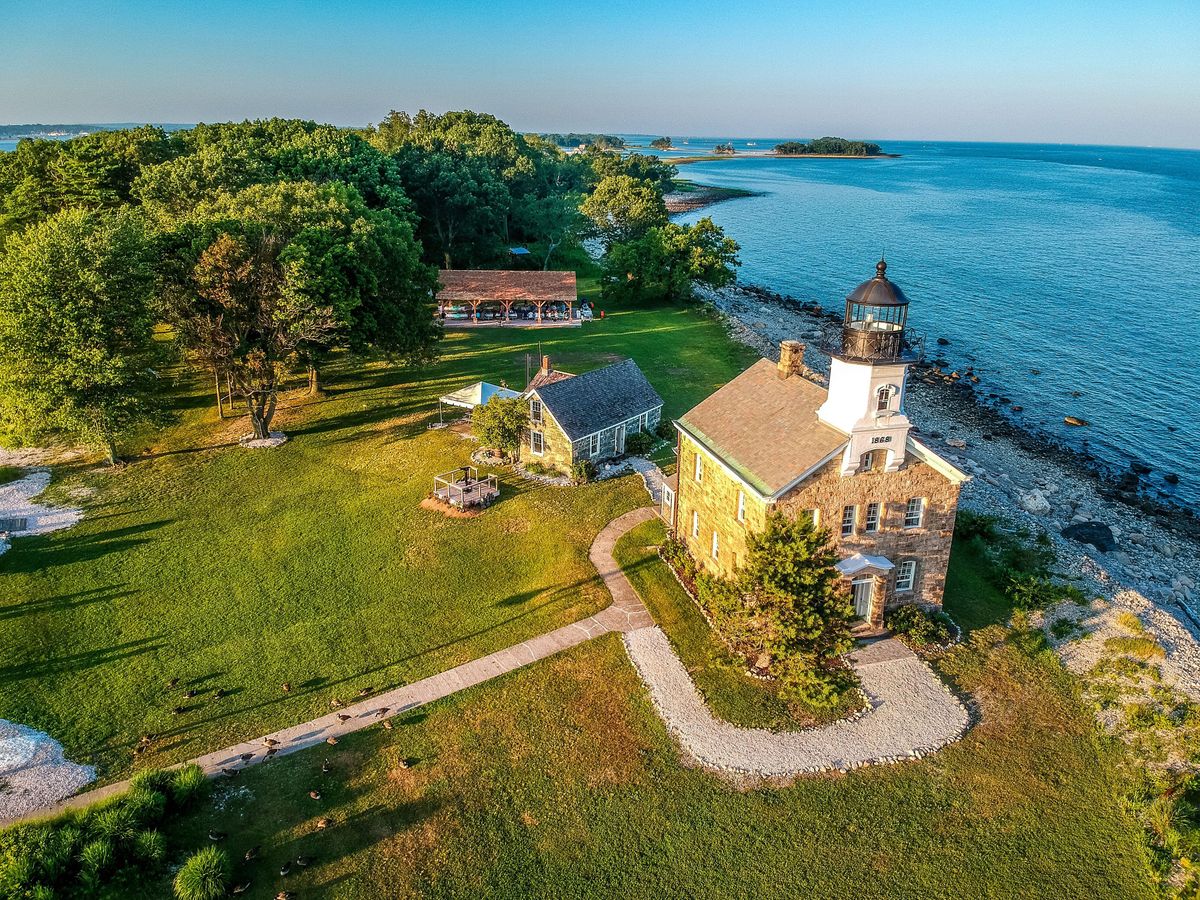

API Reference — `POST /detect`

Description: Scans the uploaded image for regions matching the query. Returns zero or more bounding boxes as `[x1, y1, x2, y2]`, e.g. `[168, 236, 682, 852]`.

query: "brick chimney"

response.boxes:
[777, 340, 806, 379]
[540, 355, 552, 376]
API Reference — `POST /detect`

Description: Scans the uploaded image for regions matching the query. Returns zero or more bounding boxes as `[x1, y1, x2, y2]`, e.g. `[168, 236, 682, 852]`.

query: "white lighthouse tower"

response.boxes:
[817, 260, 915, 476]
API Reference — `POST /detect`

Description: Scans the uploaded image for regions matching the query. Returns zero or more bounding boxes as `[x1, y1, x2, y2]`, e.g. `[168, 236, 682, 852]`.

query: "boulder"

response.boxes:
[936, 337, 951, 346]
[1019, 489, 1053, 515]
[1064, 416, 1090, 427]
[1165, 473, 1181, 485]
[946, 438, 967, 449]
[1062, 521, 1116, 553]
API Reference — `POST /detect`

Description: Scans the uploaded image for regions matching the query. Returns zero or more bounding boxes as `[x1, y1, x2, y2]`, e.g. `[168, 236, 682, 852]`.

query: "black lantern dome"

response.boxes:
[840, 259, 910, 361]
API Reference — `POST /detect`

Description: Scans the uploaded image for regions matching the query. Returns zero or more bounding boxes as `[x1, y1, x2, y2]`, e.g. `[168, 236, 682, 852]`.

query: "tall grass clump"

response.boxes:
[173, 846, 230, 900]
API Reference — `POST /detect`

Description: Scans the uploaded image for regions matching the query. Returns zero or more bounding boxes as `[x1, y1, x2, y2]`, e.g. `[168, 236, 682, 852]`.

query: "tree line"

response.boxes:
[0, 111, 739, 462]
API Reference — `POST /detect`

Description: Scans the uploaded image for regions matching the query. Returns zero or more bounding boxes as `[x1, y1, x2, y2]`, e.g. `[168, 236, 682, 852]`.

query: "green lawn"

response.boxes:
[614, 518, 858, 729]
[0, 294, 757, 779]
[134, 551, 1156, 899]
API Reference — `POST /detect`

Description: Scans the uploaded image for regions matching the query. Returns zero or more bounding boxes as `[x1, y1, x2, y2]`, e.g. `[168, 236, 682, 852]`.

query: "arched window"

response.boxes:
[876, 385, 895, 412]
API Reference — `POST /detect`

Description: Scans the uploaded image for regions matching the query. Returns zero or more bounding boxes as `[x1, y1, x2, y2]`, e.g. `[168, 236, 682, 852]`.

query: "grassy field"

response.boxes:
[121, 536, 1157, 899]
[614, 518, 859, 729]
[0, 292, 757, 778]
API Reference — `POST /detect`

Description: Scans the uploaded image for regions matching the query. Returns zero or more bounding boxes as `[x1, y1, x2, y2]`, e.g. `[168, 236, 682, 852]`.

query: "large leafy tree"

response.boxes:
[471, 395, 527, 456]
[603, 217, 740, 303]
[164, 181, 438, 435]
[583, 148, 677, 194]
[0, 209, 161, 463]
[580, 174, 668, 248]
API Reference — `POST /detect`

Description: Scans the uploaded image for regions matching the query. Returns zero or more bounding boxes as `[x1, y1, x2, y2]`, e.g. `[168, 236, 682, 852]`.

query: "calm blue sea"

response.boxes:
[640, 138, 1200, 507]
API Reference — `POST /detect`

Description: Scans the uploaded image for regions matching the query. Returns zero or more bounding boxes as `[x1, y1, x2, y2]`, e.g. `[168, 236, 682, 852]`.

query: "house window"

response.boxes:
[737, 491, 746, 522]
[860, 451, 876, 472]
[865, 502, 880, 533]
[530, 398, 542, 423]
[806, 508, 820, 528]
[711, 530, 719, 560]
[530, 431, 544, 455]
[896, 560, 917, 592]
[904, 498, 925, 528]
[691, 510, 699, 538]
[588, 433, 600, 457]
[877, 385, 894, 411]
[841, 505, 856, 537]
[694, 453, 703, 482]
[638, 412, 648, 431]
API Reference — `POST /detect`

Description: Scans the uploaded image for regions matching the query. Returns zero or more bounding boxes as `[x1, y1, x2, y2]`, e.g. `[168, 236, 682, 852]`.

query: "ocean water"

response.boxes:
[660, 141, 1200, 508]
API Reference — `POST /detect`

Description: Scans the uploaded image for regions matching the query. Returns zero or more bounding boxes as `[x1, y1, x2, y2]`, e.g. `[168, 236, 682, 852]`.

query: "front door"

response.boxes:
[851, 578, 873, 619]
[615, 423, 626, 454]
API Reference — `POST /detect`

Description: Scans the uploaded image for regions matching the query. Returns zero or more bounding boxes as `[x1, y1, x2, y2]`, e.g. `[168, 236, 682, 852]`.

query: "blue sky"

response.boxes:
[4, 0, 1198, 147]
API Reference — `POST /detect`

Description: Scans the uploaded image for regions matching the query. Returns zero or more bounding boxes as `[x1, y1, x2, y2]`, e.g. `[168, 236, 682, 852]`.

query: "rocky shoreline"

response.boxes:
[692, 279, 1200, 639]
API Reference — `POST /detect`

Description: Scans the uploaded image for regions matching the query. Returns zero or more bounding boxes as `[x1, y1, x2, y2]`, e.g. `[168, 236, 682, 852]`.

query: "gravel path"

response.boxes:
[624, 629, 968, 777]
[0, 720, 96, 821]
[0, 469, 83, 556]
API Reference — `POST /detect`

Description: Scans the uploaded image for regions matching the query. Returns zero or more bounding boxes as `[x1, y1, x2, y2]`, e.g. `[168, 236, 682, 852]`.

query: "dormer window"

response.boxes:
[876, 385, 894, 412]
[530, 398, 543, 423]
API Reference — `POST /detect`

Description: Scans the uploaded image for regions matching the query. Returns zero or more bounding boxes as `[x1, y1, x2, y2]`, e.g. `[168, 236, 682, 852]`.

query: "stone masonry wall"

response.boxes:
[775, 455, 962, 612]
[675, 435, 769, 578]
[521, 406, 663, 475]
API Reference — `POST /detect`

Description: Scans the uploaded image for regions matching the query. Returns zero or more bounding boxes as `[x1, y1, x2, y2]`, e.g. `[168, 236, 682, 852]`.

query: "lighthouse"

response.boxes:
[817, 259, 915, 475]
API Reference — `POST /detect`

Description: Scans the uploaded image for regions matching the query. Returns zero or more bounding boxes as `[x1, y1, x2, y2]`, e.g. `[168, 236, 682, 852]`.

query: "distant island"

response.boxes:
[774, 137, 882, 156]
[538, 132, 625, 150]
[0, 123, 190, 141]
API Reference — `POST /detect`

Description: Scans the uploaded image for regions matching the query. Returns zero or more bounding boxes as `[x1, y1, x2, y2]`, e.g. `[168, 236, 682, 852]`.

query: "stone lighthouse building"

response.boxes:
[663, 261, 968, 631]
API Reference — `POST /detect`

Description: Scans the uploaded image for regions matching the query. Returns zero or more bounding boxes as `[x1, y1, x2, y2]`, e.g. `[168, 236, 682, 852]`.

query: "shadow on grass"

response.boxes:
[0, 635, 165, 686]
[0, 584, 136, 621]
[0, 520, 172, 575]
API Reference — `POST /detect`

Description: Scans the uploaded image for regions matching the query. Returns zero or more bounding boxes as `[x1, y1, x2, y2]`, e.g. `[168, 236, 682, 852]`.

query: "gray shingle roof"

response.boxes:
[533, 359, 662, 441]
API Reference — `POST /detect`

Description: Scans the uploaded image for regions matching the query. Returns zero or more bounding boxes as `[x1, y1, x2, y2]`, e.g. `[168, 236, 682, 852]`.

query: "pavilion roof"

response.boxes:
[437, 270, 577, 304]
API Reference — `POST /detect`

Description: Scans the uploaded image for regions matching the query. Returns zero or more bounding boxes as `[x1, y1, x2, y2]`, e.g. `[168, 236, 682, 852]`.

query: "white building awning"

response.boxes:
[835, 553, 895, 577]
[439, 381, 519, 409]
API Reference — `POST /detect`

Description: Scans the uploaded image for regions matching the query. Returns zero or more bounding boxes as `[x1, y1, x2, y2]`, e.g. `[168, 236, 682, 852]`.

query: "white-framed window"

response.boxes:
[841, 505, 856, 537]
[530, 398, 542, 423]
[693, 452, 703, 482]
[896, 560, 917, 592]
[904, 497, 925, 528]
[860, 450, 876, 472]
[877, 385, 894, 412]
[530, 431, 544, 455]
[711, 530, 719, 560]
[806, 508, 820, 528]
[691, 510, 699, 538]
[588, 432, 600, 457]
[865, 502, 881, 533]
[638, 412, 648, 431]
[737, 491, 746, 522]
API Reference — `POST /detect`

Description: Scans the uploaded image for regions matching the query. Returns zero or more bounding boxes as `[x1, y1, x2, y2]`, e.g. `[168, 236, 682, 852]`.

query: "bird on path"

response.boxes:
[336, 713, 351, 723]
[375, 707, 390, 718]
[221, 767, 239, 778]
[244, 845, 260, 861]
[263, 738, 280, 747]
[326, 736, 339, 746]
[208, 830, 226, 842]
[266, 747, 279, 757]
[240, 752, 254, 762]
[308, 790, 322, 800]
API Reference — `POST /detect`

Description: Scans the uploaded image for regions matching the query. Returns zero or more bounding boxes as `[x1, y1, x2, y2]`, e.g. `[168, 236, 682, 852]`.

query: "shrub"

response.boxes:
[954, 508, 1000, 541]
[133, 829, 166, 863]
[655, 419, 674, 440]
[173, 847, 230, 900]
[886, 604, 955, 647]
[1117, 610, 1146, 634]
[90, 805, 138, 845]
[570, 459, 595, 484]
[129, 769, 172, 793]
[78, 836, 115, 874]
[170, 764, 210, 809]
[1106, 635, 1166, 660]
[122, 785, 167, 826]
[623, 430, 655, 456]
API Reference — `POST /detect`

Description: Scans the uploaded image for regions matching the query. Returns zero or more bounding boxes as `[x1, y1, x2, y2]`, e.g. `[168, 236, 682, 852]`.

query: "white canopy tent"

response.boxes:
[437, 381, 520, 422]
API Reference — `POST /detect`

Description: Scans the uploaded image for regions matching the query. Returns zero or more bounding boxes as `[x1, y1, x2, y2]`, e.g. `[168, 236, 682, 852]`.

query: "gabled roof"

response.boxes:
[532, 359, 662, 441]
[439, 381, 519, 409]
[835, 553, 895, 576]
[437, 269, 577, 304]
[678, 359, 846, 497]
[525, 368, 575, 391]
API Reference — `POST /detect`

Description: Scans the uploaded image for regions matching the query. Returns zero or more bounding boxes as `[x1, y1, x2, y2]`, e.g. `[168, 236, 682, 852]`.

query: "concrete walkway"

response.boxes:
[2, 508, 659, 827]
[5, 499, 969, 824]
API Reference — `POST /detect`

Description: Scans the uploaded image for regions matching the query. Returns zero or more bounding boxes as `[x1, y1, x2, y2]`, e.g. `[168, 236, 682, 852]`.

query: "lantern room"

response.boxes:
[841, 259, 910, 362]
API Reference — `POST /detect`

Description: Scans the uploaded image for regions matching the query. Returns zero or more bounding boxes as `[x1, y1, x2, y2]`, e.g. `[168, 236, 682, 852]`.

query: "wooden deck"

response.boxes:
[433, 480, 499, 507]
